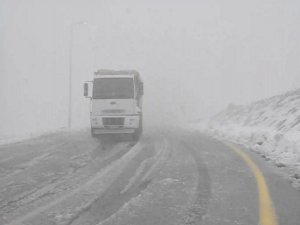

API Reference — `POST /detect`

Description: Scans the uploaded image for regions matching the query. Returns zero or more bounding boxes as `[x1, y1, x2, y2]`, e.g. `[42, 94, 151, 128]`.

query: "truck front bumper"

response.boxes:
[92, 128, 135, 134]
[90, 115, 140, 134]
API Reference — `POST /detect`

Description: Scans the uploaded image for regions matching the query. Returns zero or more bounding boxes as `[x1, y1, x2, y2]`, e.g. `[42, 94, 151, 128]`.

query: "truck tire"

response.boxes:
[91, 128, 97, 137]
[132, 130, 140, 141]
[132, 115, 143, 141]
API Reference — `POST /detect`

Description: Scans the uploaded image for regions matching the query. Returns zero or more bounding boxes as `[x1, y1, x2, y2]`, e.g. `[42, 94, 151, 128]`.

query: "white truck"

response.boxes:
[84, 69, 143, 140]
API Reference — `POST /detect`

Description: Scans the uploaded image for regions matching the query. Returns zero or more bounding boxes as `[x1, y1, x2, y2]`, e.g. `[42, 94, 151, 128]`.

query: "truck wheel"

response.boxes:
[91, 129, 97, 137]
[132, 118, 143, 141]
[132, 130, 140, 141]
[139, 116, 143, 134]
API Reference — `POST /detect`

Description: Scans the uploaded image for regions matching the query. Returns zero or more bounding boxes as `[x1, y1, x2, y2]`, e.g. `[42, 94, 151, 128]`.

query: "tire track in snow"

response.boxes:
[4, 141, 144, 225]
[175, 133, 211, 225]
[70, 138, 170, 225]
[0, 142, 96, 214]
[0, 139, 133, 224]
[97, 132, 199, 225]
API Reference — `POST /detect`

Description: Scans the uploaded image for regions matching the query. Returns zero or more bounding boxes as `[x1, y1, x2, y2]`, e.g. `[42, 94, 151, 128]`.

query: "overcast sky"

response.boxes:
[84, 0, 300, 124]
[1, 0, 300, 139]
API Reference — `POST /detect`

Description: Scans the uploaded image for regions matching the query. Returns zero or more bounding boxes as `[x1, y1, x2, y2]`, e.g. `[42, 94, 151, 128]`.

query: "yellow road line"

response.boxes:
[225, 142, 279, 225]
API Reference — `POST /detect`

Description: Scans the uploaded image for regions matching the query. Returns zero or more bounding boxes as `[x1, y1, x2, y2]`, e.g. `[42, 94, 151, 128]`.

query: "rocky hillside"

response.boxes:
[200, 89, 300, 189]
[212, 89, 300, 134]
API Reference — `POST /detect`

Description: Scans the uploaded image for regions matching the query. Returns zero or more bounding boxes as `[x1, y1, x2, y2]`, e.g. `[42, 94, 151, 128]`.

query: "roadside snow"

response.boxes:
[193, 89, 300, 189]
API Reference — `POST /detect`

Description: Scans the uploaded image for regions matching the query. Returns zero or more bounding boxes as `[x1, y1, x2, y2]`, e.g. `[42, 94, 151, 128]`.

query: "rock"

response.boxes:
[275, 162, 286, 168]
[292, 173, 300, 179]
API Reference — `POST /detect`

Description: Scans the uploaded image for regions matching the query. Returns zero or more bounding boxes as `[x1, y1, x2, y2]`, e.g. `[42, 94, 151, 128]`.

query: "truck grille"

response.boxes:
[102, 117, 124, 126]
[102, 109, 125, 114]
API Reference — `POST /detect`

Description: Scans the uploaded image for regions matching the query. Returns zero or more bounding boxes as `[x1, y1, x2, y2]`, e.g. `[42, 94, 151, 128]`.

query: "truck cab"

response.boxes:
[84, 70, 143, 140]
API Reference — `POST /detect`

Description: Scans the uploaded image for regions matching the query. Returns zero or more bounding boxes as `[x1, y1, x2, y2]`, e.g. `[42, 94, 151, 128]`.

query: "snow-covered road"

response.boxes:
[0, 128, 300, 225]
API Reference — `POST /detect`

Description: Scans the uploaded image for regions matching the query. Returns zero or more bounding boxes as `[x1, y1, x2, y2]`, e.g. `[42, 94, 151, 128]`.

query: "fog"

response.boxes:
[1, 0, 300, 141]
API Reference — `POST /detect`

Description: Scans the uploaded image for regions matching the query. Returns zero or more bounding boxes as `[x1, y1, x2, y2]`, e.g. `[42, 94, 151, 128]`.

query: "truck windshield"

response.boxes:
[93, 78, 134, 99]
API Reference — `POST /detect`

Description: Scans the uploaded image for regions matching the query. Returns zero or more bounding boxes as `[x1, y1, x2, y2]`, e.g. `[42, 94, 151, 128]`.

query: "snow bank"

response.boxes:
[195, 89, 300, 189]
[0, 127, 90, 146]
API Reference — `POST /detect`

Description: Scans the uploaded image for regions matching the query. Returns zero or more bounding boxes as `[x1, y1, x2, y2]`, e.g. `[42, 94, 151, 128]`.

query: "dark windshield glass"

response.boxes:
[93, 78, 134, 99]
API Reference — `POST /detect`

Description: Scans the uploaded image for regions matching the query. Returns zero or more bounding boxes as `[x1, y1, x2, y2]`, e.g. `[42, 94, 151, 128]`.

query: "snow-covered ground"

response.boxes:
[193, 88, 300, 189]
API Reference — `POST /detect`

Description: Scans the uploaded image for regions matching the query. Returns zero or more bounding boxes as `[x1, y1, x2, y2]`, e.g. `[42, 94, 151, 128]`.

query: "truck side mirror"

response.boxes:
[84, 83, 89, 97]
[139, 82, 144, 95]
